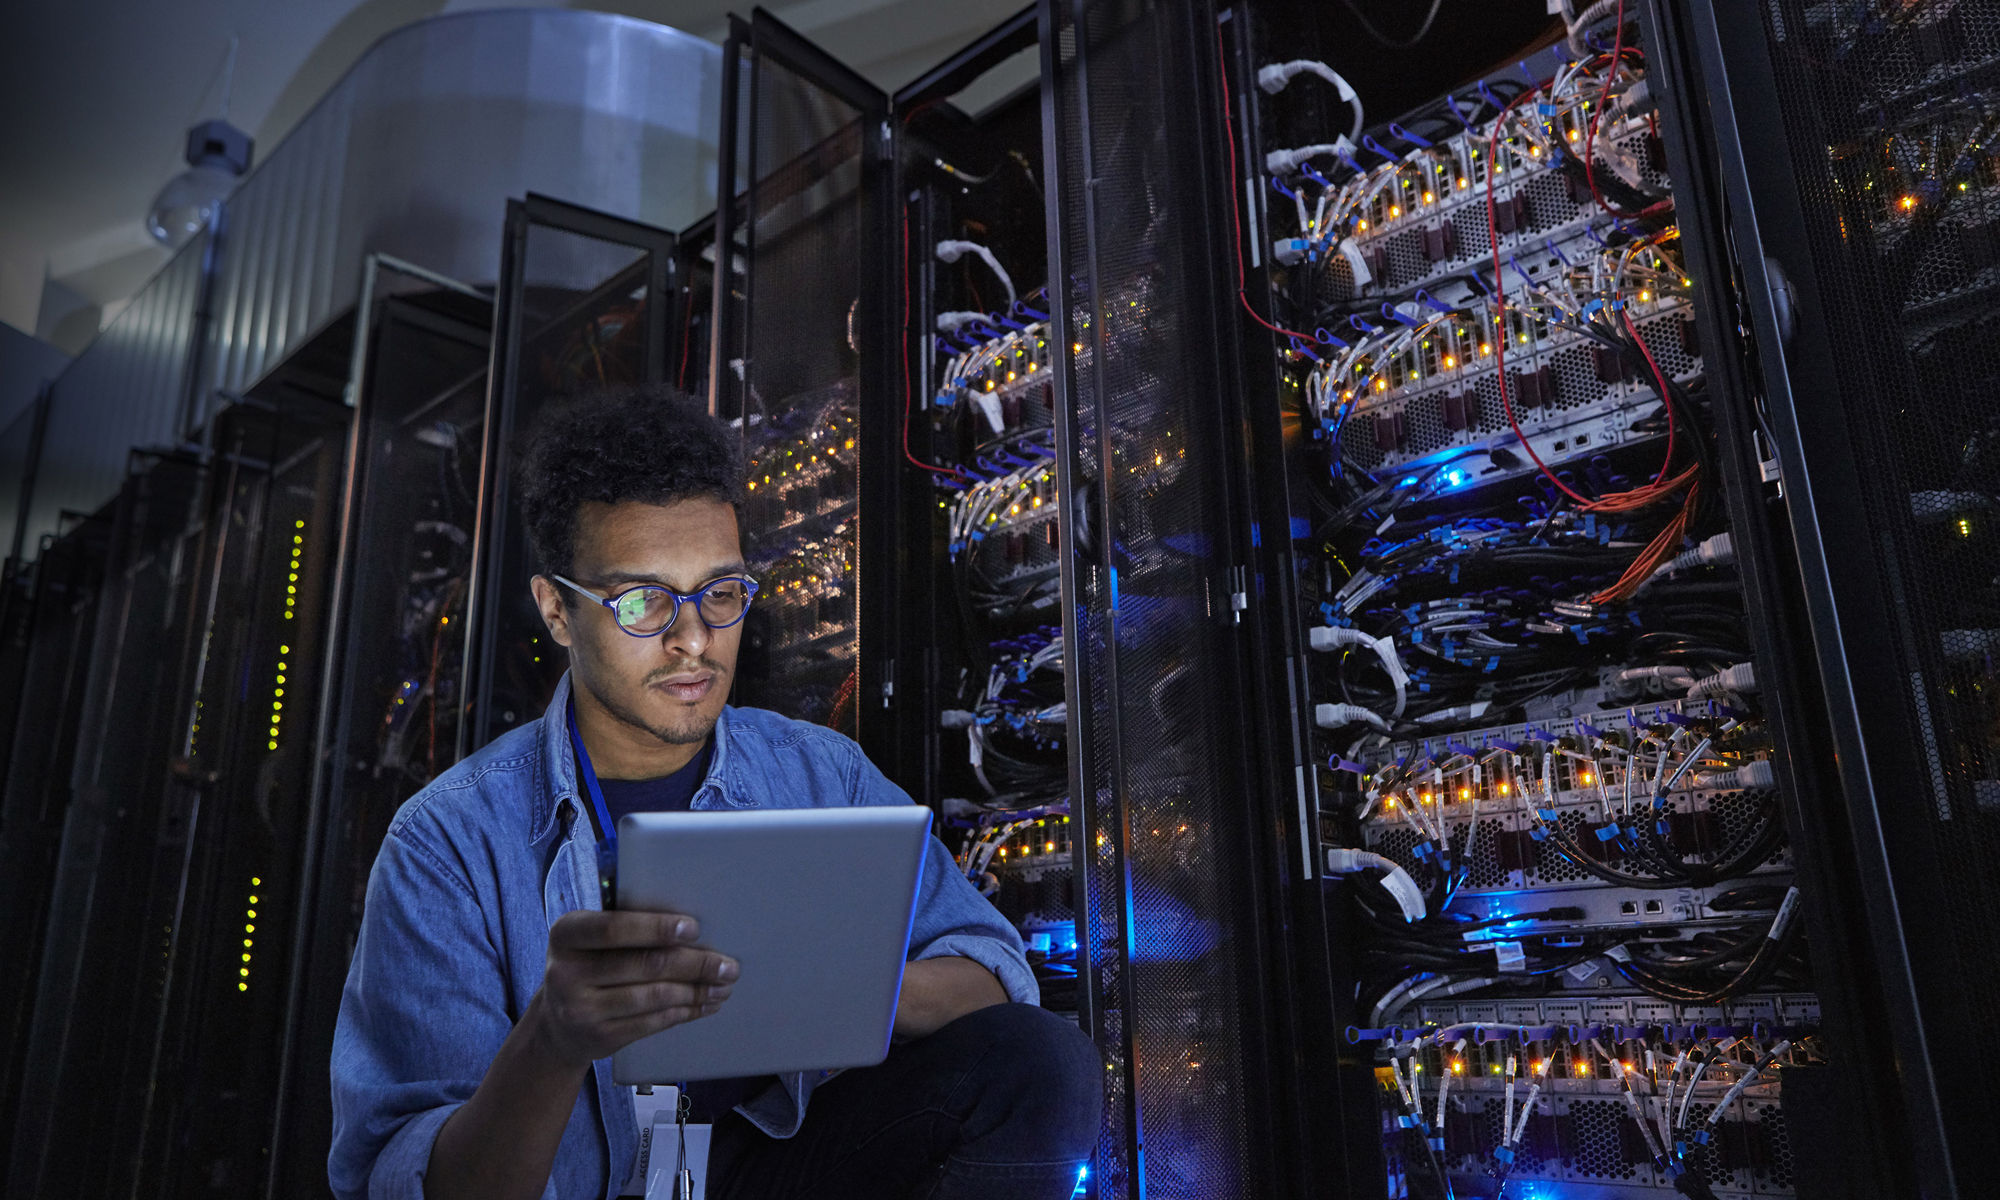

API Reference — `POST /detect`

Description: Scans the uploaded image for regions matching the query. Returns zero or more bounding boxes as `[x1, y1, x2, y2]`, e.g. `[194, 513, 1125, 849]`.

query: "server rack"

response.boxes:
[463, 195, 677, 755]
[134, 384, 352, 1198]
[712, 14, 894, 751]
[263, 258, 493, 1199]
[719, 6, 1336, 1195]
[6, 448, 209, 1197]
[1664, 3, 2000, 1196]
[892, 8, 1081, 1016]
[0, 504, 113, 1178]
[1224, 0, 1965, 1195]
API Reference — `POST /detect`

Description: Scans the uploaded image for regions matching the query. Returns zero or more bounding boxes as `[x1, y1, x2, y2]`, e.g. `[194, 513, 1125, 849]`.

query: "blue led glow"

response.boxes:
[1071, 1163, 1089, 1197]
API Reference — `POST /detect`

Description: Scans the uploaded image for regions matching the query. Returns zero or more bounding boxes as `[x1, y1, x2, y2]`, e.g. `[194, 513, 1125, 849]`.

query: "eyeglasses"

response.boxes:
[551, 573, 760, 638]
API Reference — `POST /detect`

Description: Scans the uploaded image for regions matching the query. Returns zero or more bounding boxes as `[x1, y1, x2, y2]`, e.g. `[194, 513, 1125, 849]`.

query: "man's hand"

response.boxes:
[527, 910, 740, 1070]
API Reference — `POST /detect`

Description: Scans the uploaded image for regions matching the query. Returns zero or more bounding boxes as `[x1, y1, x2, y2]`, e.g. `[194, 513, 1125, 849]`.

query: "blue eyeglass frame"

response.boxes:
[550, 573, 761, 638]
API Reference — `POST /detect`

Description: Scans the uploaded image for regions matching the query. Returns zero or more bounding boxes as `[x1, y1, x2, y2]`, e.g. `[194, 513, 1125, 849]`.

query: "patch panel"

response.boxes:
[1355, 995, 1818, 1197]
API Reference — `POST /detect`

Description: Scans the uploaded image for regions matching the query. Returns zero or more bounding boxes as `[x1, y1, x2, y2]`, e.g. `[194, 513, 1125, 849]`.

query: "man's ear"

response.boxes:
[530, 576, 575, 649]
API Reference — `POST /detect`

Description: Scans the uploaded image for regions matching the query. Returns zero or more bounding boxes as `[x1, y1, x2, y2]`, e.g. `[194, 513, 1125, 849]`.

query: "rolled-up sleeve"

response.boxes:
[850, 754, 1039, 1007]
[329, 828, 522, 1200]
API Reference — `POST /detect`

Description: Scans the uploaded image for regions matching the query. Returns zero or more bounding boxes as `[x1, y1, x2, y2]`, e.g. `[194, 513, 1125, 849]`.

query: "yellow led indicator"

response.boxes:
[1499, 782, 1511, 794]
[1959, 518, 1972, 538]
[1451, 1060, 1465, 1074]
[239, 982, 248, 992]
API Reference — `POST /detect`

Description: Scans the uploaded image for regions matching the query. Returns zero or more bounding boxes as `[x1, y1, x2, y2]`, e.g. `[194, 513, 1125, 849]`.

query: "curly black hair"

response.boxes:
[511, 384, 745, 591]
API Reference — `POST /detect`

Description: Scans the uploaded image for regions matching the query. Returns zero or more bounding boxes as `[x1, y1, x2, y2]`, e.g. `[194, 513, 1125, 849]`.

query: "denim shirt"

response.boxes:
[328, 672, 1036, 1200]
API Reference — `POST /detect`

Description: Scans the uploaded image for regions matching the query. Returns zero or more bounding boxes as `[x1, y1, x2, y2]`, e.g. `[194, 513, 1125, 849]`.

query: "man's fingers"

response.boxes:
[583, 945, 737, 987]
[601, 1000, 722, 1045]
[591, 979, 732, 1022]
[549, 909, 700, 951]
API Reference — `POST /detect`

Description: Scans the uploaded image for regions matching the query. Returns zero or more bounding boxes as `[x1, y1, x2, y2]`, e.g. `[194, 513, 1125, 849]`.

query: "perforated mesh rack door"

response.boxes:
[713, 12, 890, 741]
[462, 196, 674, 756]
[1684, 3, 2000, 1194]
[1041, 1, 1291, 1194]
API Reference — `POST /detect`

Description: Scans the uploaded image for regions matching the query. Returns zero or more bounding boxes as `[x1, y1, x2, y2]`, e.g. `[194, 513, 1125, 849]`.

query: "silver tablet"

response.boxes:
[611, 805, 933, 1085]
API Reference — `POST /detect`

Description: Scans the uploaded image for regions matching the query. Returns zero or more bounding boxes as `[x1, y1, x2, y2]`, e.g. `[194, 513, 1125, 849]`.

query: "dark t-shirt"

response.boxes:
[595, 739, 769, 1120]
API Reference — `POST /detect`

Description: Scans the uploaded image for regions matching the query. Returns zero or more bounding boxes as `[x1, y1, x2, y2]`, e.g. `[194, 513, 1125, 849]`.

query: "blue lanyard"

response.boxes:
[566, 695, 620, 904]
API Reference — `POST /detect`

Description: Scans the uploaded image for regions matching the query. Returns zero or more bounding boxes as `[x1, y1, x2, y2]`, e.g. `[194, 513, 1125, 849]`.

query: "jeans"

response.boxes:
[707, 1003, 1104, 1200]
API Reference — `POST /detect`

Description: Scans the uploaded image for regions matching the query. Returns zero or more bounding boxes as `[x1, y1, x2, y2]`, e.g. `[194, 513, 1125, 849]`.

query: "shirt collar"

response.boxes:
[530, 671, 745, 845]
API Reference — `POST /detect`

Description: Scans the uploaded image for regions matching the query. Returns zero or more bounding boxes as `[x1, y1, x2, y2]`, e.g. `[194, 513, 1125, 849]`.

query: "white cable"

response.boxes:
[1567, 0, 1622, 56]
[1687, 662, 1756, 699]
[1308, 625, 1409, 715]
[1256, 60, 1365, 140]
[1369, 972, 1434, 1029]
[1265, 139, 1357, 176]
[1326, 847, 1427, 922]
[935, 240, 1016, 309]
[1692, 759, 1776, 791]
[1315, 702, 1392, 733]
[936, 310, 991, 333]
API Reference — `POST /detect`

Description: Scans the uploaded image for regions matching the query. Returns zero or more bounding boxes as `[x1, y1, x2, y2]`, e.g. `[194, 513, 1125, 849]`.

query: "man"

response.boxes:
[330, 385, 1102, 1200]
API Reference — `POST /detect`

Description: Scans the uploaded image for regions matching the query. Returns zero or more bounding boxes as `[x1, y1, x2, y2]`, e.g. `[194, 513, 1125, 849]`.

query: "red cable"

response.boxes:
[1582, 0, 1642, 218]
[901, 208, 966, 480]
[1216, 23, 1319, 346]
[1486, 78, 1685, 512]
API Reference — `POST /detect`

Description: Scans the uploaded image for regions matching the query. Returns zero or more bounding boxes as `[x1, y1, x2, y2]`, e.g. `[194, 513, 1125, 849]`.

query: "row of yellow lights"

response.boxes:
[269, 521, 303, 750]
[238, 876, 261, 992]
[1414, 1056, 1642, 1078]
[1380, 768, 1611, 811]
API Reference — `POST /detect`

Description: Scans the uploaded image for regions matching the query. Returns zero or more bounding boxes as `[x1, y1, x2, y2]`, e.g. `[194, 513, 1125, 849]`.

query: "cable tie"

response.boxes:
[1387, 122, 1433, 148]
[1301, 162, 1333, 187]
[1315, 326, 1351, 349]
[1288, 335, 1323, 363]
[1362, 133, 1397, 160]
[1348, 313, 1380, 335]
[1445, 92, 1475, 130]
[1413, 288, 1453, 315]
[1478, 80, 1504, 111]
[1382, 302, 1422, 328]
[1269, 175, 1298, 199]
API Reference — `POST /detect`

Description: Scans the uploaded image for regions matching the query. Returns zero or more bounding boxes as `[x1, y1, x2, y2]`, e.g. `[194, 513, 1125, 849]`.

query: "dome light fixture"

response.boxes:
[146, 118, 253, 248]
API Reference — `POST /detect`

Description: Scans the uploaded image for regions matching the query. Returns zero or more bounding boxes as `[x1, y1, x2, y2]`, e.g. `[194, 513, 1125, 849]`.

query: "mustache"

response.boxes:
[646, 658, 727, 685]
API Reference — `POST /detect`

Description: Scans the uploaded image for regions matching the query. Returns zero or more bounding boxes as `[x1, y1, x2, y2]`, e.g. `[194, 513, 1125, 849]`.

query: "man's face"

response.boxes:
[534, 496, 746, 751]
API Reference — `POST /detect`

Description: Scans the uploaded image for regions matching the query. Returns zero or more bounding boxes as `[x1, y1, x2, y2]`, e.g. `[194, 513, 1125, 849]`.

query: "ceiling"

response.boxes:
[0, 0, 1029, 349]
